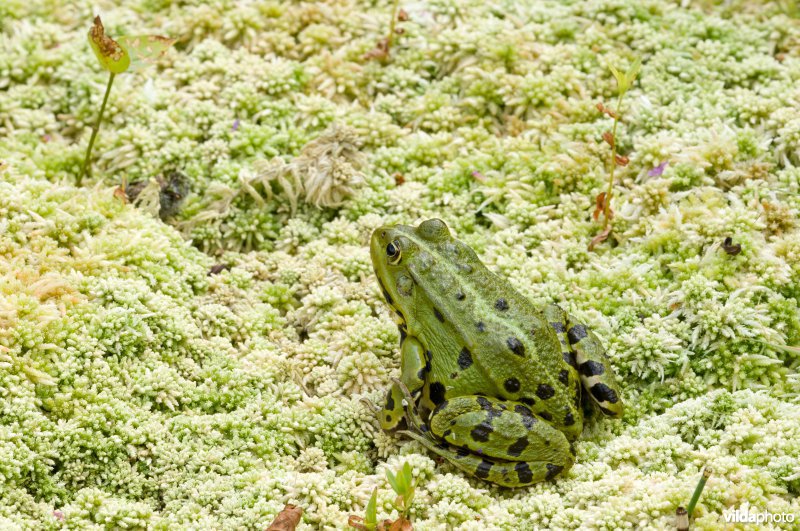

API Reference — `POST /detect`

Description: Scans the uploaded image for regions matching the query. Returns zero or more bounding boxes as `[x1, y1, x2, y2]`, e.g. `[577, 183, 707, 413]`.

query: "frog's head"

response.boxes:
[370, 219, 452, 321]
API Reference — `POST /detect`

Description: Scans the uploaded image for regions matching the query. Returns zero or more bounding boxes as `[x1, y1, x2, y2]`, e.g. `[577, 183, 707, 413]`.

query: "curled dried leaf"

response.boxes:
[588, 226, 612, 251]
[602, 131, 615, 149]
[266, 504, 303, 531]
[398, 9, 409, 21]
[387, 517, 413, 531]
[208, 264, 231, 276]
[364, 38, 390, 60]
[596, 102, 618, 119]
[614, 154, 629, 166]
[393, 172, 405, 186]
[347, 515, 368, 530]
[722, 237, 742, 256]
[113, 186, 129, 203]
[88, 16, 130, 74]
[593, 192, 607, 221]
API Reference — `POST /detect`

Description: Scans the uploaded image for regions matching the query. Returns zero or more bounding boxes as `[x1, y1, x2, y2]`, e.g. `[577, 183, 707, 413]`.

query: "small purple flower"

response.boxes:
[648, 161, 668, 177]
[232, 119, 240, 132]
[471, 170, 486, 182]
[53, 510, 65, 521]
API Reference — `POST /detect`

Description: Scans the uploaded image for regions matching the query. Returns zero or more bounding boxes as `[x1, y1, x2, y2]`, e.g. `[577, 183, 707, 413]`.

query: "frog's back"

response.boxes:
[404, 227, 583, 437]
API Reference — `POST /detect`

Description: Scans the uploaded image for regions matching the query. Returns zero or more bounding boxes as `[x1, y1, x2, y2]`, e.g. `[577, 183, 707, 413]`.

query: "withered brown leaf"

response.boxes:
[588, 226, 612, 251]
[266, 504, 303, 531]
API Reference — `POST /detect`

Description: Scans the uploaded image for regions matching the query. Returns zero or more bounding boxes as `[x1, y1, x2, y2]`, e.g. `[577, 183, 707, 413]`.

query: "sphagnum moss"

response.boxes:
[1, 0, 800, 529]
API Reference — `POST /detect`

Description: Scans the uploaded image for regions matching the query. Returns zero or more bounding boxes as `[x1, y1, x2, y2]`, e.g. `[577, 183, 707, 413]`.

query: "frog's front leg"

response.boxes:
[380, 335, 429, 430]
[403, 395, 574, 487]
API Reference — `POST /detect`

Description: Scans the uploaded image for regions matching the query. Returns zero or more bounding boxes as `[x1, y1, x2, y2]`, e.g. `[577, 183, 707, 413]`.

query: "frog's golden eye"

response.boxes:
[386, 240, 401, 264]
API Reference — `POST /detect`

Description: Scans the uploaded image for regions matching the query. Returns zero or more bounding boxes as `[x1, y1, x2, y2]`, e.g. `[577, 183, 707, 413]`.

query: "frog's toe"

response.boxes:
[380, 385, 407, 430]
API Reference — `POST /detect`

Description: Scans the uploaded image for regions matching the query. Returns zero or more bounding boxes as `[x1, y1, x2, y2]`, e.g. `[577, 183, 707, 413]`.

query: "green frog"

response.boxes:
[370, 219, 623, 487]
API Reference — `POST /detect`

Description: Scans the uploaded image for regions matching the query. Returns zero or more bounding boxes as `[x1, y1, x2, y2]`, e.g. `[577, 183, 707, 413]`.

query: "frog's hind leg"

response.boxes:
[400, 394, 575, 487]
[546, 304, 623, 418]
[400, 430, 562, 487]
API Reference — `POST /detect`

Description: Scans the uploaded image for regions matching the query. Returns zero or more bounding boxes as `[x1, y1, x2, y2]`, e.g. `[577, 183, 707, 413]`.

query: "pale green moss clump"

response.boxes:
[1, 0, 800, 529]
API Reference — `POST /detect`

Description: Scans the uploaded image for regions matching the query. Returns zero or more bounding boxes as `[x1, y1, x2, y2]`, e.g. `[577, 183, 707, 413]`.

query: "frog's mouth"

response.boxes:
[371, 227, 409, 325]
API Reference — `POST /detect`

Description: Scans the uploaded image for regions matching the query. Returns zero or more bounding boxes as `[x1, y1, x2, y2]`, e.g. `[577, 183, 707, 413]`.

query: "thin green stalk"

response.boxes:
[385, 0, 401, 54]
[79, 72, 115, 186]
[687, 467, 712, 518]
[602, 90, 624, 229]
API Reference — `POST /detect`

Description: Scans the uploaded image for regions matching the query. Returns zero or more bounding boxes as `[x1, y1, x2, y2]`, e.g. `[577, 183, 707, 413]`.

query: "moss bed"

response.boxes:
[1, 0, 800, 529]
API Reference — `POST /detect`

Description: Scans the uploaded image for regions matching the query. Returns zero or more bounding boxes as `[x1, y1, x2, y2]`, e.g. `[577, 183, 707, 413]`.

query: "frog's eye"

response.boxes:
[386, 240, 402, 264]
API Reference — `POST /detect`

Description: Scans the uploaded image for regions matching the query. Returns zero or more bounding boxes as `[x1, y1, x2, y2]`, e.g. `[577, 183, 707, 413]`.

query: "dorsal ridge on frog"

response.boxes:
[371, 218, 624, 488]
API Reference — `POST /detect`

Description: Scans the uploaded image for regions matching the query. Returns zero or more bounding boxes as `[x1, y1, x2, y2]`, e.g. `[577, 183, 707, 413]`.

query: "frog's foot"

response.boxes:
[391, 377, 427, 434]
[399, 430, 569, 487]
[359, 397, 381, 414]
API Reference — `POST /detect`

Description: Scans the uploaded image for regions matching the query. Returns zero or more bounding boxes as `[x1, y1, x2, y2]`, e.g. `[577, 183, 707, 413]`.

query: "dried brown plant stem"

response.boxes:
[602, 90, 624, 230]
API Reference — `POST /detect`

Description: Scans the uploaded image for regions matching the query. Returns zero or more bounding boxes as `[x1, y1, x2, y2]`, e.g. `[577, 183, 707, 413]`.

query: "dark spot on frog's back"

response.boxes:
[457, 347, 473, 369]
[476, 396, 492, 410]
[456, 291, 465, 300]
[514, 405, 536, 428]
[550, 321, 566, 333]
[433, 307, 445, 322]
[558, 369, 569, 385]
[476, 321, 486, 332]
[564, 411, 575, 426]
[590, 383, 619, 404]
[429, 381, 446, 405]
[506, 337, 525, 356]
[470, 421, 493, 442]
[536, 384, 555, 400]
[495, 298, 509, 311]
[579, 360, 605, 377]
[515, 462, 533, 484]
[503, 377, 520, 393]
[475, 459, 493, 479]
[567, 324, 588, 345]
[507, 437, 529, 457]
[545, 463, 563, 481]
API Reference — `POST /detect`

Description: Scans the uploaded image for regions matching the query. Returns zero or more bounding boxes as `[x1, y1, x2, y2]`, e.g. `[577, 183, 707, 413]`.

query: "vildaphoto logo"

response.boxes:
[722, 505, 796, 524]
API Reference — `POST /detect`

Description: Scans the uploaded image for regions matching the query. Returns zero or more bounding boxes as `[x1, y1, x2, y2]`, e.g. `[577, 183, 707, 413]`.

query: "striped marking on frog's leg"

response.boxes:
[544, 304, 577, 369]
[399, 430, 571, 487]
[564, 314, 624, 418]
